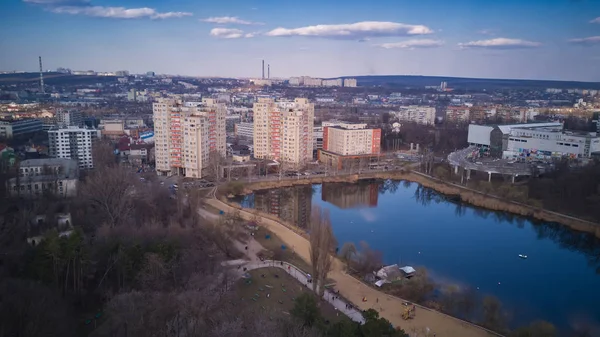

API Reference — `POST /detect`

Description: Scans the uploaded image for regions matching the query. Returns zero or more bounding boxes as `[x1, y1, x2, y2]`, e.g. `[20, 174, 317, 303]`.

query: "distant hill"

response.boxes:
[0, 72, 118, 85]
[342, 75, 600, 90]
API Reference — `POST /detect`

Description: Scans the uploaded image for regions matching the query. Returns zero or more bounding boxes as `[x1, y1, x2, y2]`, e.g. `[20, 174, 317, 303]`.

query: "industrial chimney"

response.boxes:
[262, 60, 265, 79]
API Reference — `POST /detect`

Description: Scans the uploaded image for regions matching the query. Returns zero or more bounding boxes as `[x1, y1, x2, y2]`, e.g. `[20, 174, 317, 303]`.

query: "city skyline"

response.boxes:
[2, 0, 600, 81]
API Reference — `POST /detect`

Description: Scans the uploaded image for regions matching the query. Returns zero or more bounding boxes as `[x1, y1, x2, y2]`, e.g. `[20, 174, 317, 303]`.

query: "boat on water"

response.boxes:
[518, 254, 528, 259]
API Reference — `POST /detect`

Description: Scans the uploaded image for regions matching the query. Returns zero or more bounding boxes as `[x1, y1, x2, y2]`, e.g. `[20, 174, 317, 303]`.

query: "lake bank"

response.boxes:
[233, 169, 600, 239]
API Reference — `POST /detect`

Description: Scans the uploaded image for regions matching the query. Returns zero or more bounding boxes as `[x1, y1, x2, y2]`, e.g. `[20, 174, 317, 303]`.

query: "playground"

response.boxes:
[236, 267, 347, 324]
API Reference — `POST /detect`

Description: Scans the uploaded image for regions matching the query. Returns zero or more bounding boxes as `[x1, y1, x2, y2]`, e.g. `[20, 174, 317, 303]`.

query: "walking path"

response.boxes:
[206, 196, 502, 337]
[239, 260, 366, 324]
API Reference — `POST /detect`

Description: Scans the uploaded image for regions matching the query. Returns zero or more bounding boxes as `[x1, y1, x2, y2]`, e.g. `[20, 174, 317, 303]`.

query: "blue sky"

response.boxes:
[2, 0, 600, 81]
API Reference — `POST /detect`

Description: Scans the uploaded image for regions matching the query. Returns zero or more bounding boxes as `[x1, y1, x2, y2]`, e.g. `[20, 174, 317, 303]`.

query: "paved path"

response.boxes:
[240, 260, 366, 324]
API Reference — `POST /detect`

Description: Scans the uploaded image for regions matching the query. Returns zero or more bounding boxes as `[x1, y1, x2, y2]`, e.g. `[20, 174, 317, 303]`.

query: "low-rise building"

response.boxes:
[0, 118, 43, 139]
[6, 158, 79, 199]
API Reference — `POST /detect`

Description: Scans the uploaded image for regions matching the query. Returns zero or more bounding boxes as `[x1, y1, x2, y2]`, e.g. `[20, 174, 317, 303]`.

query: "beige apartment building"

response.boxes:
[319, 122, 381, 170]
[253, 98, 314, 166]
[153, 97, 226, 177]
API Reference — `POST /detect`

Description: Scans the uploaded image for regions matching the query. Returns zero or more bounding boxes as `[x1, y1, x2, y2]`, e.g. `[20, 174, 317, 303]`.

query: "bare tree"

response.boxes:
[308, 206, 336, 297]
[81, 165, 135, 228]
[92, 139, 117, 168]
[206, 151, 225, 181]
[352, 241, 383, 276]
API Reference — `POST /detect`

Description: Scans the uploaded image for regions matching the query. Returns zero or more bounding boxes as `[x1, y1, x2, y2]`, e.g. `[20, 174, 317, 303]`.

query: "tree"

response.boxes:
[339, 242, 357, 263]
[351, 241, 383, 276]
[308, 206, 336, 297]
[81, 165, 135, 228]
[207, 151, 225, 180]
[360, 309, 409, 337]
[290, 293, 321, 327]
[510, 320, 557, 337]
[92, 139, 117, 168]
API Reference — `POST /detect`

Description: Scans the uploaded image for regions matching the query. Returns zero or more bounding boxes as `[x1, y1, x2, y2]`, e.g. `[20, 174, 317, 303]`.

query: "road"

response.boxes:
[447, 147, 532, 176]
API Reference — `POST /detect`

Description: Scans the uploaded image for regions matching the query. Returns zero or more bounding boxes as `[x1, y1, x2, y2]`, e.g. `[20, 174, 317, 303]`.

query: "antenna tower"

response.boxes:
[39, 56, 45, 94]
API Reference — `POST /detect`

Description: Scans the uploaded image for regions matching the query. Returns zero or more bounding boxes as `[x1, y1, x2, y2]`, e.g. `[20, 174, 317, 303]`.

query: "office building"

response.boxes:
[343, 78, 358, 88]
[253, 98, 314, 166]
[48, 127, 95, 169]
[0, 119, 43, 139]
[466, 122, 600, 159]
[56, 108, 83, 128]
[6, 158, 79, 199]
[153, 97, 226, 177]
[394, 106, 436, 125]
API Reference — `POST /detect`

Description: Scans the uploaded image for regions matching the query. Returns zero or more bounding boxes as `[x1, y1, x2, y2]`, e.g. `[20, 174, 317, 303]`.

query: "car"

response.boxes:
[303, 172, 310, 176]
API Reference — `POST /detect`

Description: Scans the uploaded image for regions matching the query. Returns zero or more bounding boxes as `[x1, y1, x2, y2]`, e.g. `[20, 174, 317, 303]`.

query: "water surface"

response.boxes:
[237, 180, 600, 332]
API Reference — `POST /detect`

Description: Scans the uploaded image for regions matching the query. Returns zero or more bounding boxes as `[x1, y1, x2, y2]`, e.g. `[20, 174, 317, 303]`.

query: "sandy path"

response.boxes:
[207, 198, 501, 337]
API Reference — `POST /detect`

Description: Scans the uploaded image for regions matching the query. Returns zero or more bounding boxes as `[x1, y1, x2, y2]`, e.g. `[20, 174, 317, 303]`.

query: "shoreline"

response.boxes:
[235, 170, 600, 238]
[207, 194, 500, 337]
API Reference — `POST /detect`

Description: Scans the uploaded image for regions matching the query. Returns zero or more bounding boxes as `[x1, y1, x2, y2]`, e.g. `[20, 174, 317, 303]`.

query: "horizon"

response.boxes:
[2, 0, 600, 82]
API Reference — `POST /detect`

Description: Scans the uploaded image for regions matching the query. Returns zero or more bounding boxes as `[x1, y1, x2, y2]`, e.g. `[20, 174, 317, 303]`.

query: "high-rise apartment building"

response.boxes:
[343, 78, 357, 87]
[322, 122, 381, 156]
[253, 98, 314, 166]
[56, 108, 83, 128]
[48, 127, 95, 169]
[153, 97, 226, 177]
[394, 106, 436, 125]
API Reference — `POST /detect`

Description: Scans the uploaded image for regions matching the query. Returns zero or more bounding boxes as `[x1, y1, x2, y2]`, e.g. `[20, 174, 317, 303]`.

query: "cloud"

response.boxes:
[569, 36, 600, 45]
[458, 38, 542, 49]
[377, 39, 444, 49]
[590, 17, 600, 24]
[359, 209, 377, 223]
[24, 0, 191, 19]
[23, 0, 88, 4]
[478, 29, 497, 36]
[210, 28, 255, 39]
[264, 21, 433, 39]
[201, 16, 262, 25]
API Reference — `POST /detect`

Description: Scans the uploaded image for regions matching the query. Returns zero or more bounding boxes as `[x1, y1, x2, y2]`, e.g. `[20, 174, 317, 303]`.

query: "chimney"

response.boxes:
[262, 60, 265, 79]
[268, 64, 270, 79]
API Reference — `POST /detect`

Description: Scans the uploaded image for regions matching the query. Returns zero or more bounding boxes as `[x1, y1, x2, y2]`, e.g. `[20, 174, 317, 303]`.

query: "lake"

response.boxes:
[236, 180, 600, 333]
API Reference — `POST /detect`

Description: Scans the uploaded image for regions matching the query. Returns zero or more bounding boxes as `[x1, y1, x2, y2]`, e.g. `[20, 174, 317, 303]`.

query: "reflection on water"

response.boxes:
[237, 180, 600, 332]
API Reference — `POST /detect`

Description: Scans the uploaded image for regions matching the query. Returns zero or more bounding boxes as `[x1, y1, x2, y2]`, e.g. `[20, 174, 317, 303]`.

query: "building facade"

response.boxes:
[394, 106, 436, 125]
[48, 127, 94, 169]
[234, 122, 254, 139]
[253, 98, 314, 166]
[322, 123, 381, 156]
[56, 108, 83, 128]
[0, 119, 43, 139]
[7, 158, 79, 198]
[153, 97, 226, 177]
[343, 78, 357, 88]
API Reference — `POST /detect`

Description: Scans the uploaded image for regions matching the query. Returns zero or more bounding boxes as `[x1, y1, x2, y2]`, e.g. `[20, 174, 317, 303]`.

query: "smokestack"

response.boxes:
[268, 64, 270, 79]
[262, 60, 265, 79]
[39, 56, 45, 94]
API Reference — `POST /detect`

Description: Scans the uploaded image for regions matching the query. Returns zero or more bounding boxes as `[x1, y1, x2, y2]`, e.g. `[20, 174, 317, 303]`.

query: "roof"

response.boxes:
[497, 122, 562, 134]
[399, 266, 416, 274]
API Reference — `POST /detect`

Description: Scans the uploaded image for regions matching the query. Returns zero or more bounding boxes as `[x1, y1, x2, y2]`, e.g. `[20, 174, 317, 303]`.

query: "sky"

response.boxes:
[1, 0, 600, 81]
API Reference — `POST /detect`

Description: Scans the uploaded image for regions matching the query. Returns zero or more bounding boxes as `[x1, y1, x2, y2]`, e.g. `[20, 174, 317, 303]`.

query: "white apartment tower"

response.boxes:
[153, 97, 226, 177]
[48, 127, 94, 169]
[253, 98, 314, 166]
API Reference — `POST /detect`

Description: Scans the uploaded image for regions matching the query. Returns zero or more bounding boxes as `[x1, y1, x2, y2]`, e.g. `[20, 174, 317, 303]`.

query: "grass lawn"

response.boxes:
[253, 226, 312, 273]
[235, 267, 347, 325]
